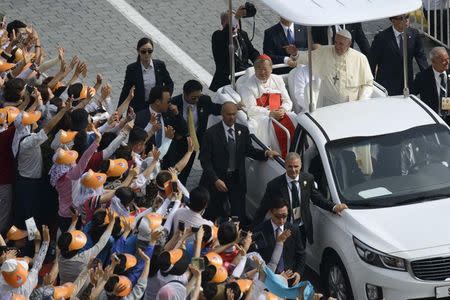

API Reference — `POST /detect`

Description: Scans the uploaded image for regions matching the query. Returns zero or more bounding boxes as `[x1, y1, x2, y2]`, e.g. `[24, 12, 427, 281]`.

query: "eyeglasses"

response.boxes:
[140, 49, 153, 54]
[273, 213, 288, 220]
[392, 15, 409, 21]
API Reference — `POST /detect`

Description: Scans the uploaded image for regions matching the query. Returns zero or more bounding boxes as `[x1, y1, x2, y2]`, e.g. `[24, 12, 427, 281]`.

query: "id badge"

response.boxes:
[442, 97, 450, 111]
[293, 207, 301, 221]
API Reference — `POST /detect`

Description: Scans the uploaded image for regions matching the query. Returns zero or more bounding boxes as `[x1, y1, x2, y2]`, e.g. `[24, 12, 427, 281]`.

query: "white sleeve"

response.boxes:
[237, 81, 270, 118]
[276, 76, 293, 112]
[51, 129, 62, 150]
[20, 129, 48, 150]
[293, 67, 309, 113]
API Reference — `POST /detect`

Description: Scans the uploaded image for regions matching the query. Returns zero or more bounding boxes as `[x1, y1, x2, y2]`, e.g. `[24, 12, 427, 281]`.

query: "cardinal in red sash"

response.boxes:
[237, 54, 296, 158]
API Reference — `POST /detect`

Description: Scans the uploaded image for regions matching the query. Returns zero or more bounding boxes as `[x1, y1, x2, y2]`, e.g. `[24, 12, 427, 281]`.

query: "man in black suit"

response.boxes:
[134, 86, 188, 168]
[199, 102, 279, 222]
[311, 23, 370, 57]
[209, 7, 260, 92]
[413, 47, 450, 124]
[253, 197, 305, 278]
[118, 38, 174, 112]
[170, 80, 222, 184]
[254, 152, 347, 245]
[263, 17, 308, 74]
[369, 14, 428, 96]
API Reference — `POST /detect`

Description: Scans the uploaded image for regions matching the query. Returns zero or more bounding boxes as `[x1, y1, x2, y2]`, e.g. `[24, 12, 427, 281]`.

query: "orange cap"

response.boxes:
[1, 106, 20, 124]
[169, 249, 184, 265]
[120, 215, 135, 229]
[267, 292, 279, 300]
[211, 265, 228, 283]
[114, 276, 132, 297]
[52, 81, 64, 93]
[205, 252, 223, 268]
[6, 226, 27, 241]
[11, 294, 26, 300]
[81, 170, 107, 189]
[55, 148, 79, 165]
[53, 282, 75, 299]
[79, 86, 96, 100]
[107, 158, 128, 177]
[1, 259, 28, 288]
[123, 253, 137, 270]
[212, 225, 218, 241]
[68, 230, 87, 251]
[236, 279, 253, 293]
[144, 213, 163, 230]
[22, 111, 42, 125]
[60, 130, 78, 144]
[0, 61, 15, 72]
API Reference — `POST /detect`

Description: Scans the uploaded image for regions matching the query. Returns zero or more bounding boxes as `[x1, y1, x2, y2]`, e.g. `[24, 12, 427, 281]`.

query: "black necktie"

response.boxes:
[398, 34, 403, 58]
[291, 181, 300, 209]
[227, 128, 236, 171]
[440, 73, 447, 99]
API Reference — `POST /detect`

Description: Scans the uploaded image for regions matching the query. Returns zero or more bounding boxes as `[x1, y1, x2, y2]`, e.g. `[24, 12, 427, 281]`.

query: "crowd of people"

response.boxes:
[0, 3, 447, 299]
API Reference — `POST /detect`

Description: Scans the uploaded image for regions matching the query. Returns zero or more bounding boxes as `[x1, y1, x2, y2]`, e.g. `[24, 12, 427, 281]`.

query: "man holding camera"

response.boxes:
[209, 5, 260, 92]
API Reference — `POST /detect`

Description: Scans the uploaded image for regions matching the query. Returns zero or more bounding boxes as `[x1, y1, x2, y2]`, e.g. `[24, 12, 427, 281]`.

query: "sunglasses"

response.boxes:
[392, 15, 409, 21]
[273, 213, 288, 220]
[140, 49, 153, 54]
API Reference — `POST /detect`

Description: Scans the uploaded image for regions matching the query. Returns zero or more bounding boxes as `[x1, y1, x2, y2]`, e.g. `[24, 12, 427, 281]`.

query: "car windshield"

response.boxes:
[327, 124, 450, 208]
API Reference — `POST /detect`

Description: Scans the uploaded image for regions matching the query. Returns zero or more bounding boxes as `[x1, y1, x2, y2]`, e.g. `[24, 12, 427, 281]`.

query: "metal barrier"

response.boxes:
[411, 1, 449, 48]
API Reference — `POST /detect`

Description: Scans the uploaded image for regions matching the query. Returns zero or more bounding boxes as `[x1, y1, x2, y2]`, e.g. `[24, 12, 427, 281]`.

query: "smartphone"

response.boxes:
[191, 257, 205, 271]
[191, 227, 199, 233]
[25, 217, 37, 241]
[171, 181, 178, 193]
[25, 84, 34, 95]
[178, 221, 185, 232]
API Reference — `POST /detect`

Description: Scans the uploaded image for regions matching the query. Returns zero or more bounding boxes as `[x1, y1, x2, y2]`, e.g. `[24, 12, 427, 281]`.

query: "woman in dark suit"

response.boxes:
[118, 37, 174, 112]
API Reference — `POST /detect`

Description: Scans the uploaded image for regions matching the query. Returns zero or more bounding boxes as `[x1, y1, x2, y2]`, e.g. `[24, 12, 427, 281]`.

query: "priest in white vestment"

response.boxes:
[292, 29, 374, 108]
[237, 54, 296, 157]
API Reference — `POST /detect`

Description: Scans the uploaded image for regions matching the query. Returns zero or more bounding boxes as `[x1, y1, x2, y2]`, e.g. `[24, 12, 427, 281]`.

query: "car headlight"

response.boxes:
[353, 237, 406, 271]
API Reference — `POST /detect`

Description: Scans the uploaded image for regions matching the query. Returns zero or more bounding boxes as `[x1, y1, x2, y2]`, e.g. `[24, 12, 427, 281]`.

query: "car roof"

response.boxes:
[258, 0, 421, 26]
[301, 97, 440, 141]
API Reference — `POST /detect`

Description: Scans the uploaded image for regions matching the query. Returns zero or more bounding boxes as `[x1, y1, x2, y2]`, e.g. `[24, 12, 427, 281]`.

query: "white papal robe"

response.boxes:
[296, 46, 374, 108]
[237, 74, 296, 152]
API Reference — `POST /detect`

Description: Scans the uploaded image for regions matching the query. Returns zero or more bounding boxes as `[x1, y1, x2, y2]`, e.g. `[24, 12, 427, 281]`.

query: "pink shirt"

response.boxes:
[55, 142, 99, 218]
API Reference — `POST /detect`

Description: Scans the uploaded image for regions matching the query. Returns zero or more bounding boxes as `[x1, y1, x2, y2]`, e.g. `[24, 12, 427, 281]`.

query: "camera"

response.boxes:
[243, 2, 257, 18]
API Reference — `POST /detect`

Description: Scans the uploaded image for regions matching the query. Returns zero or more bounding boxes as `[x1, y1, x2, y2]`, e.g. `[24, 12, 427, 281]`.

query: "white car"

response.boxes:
[246, 95, 450, 299]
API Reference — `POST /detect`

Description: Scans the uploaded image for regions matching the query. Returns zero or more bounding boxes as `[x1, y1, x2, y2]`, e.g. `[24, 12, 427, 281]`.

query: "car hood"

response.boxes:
[345, 198, 450, 257]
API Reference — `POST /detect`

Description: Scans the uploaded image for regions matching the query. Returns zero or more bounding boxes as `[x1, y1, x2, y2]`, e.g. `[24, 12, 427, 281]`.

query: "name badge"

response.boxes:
[293, 207, 301, 221]
[442, 97, 450, 111]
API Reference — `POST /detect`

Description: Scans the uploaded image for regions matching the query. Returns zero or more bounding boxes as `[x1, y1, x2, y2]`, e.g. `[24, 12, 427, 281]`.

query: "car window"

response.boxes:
[326, 124, 450, 208]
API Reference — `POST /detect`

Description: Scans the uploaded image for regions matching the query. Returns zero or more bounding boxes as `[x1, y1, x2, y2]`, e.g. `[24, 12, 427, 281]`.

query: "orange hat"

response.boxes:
[81, 170, 107, 189]
[52, 81, 64, 93]
[1, 259, 29, 288]
[21, 110, 42, 125]
[114, 276, 132, 297]
[55, 148, 79, 165]
[212, 225, 218, 241]
[211, 265, 228, 283]
[120, 215, 135, 229]
[267, 292, 279, 300]
[144, 213, 163, 230]
[205, 252, 223, 268]
[0, 61, 15, 73]
[107, 158, 128, 177]
[1, 106, 20, 124]
[6, 226, 28, 241]
[79, 86, 95, 100]
[53, 282, 75, 299]
[11, 294, 26, 300]
[68, 230, 87, 251]
[60, 130, 78, 144]
[236, 279, 253, 293]
[123, 253, 137, 270]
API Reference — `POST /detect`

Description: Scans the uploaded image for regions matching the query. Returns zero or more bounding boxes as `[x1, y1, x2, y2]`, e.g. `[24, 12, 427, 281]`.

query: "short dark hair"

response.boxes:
[69, 108, 89, 131]
[137, 37, 153, 50]
[225, 282, 241, 300]
[98, 132, 117, 151]
[269, 196, 289, 210]
[115, 187, 135, 207]
[6, 20, 26, 37]
[67, 83, 83, 99]
[72, 130, 89, 156]
[3, 78, 25, 103]
[156, 170, 172, 188]
[188, 186, 209, 212]
[217, 221, 237, 245]
[183, 80, 203, 95]
[128, 127, 147, 146]
[148, 85, 171, 104]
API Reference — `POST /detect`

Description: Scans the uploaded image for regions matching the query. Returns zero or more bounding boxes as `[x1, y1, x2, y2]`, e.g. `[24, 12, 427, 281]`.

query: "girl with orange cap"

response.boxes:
[57, 209, 116, 284]
[49, 126, 101, 233]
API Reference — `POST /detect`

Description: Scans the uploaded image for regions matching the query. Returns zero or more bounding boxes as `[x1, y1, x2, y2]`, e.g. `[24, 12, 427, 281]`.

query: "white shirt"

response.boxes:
[222, 121, 235, 142]
[285, 174, 304, 225]
[171, 207, 213, 234]
[182, 95, 198, 129]
[145, 106, 165, 135]
[280, 22, 295, 64]
[433, 68, 447, 98]
[17, 129, 48, 178]
[141, 61, 156, 103]
[271, 220, 284, 239]
[392, 26, 403, 48]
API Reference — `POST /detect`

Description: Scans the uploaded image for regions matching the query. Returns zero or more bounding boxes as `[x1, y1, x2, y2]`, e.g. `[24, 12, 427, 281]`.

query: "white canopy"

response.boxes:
[258, 0, 422, 26]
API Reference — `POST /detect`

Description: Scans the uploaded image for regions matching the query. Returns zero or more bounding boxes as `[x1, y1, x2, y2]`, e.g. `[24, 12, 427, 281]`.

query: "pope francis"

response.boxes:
[292, 29, 374, 108]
